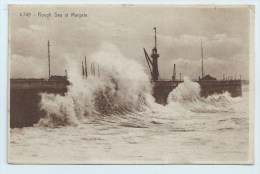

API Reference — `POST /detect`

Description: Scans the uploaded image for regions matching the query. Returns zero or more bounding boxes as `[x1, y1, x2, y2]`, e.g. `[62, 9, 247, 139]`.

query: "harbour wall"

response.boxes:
[198, 80, 242, 97]
[10, 79, 68, 128]
[10, 79, 242, 128]
[152, 80, 183, 104]
[152, 80, 242, 105]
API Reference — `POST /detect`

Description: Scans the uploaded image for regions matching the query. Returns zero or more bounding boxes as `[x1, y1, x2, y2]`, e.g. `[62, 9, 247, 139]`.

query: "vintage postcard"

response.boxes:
[8, 5, 254, 164]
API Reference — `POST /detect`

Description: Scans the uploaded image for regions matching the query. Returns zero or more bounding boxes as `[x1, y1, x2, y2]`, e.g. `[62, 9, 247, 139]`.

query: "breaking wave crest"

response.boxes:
[166, 77, 242, 113]
[37, 43, 153, 128]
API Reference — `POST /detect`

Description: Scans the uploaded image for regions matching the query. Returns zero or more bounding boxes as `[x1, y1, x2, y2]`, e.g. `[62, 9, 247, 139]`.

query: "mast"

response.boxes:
[47, 40, 50, 79]
[201, 39, 204, 79]
[82, 61, 85, 76]
[98, 65, 100, 78]
[91, 62, 93, 75]
[93, 63, 96, 76]
[85, 56, 87, 77]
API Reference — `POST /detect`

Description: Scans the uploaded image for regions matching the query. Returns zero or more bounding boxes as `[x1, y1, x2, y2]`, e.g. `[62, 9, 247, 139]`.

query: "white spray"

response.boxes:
[37, 44, 242, 128]
[166, 77, 242, 113]
[38, 43, 153, 128]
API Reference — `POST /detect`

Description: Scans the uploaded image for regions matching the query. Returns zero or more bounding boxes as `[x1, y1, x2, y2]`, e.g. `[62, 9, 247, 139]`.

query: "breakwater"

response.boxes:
[10, 78, 242, 127]
[152, 79, 242, 105]
[10, 78, 68, 128]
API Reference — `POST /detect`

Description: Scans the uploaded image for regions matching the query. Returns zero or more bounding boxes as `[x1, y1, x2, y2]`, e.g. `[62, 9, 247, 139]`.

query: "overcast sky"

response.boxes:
[9, 5, 253, 80]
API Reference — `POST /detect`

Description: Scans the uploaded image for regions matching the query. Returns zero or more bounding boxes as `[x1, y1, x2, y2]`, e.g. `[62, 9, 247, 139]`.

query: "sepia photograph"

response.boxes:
[8, 5, 254, 164]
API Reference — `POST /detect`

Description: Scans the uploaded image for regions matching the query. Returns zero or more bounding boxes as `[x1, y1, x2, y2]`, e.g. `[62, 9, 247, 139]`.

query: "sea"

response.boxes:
[9, 49, 251, 164]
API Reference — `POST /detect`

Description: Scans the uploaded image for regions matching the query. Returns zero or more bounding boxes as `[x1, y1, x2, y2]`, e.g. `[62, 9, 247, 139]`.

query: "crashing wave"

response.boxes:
[166, 77, 241, 113]
[38, 43, 152, 128]
[37, 44, 242, 128]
